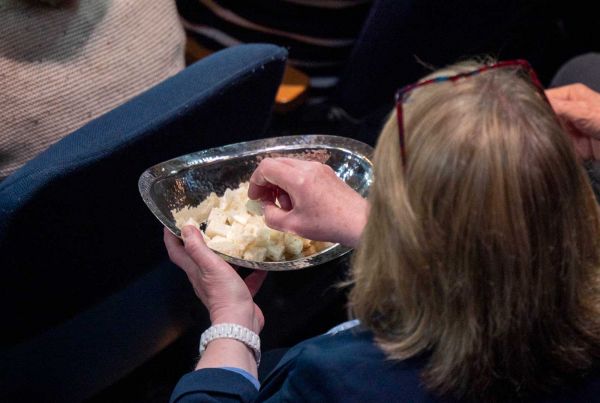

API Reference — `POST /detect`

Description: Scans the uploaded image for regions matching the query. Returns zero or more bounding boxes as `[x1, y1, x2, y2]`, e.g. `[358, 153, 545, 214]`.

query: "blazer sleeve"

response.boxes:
[170, 368, 259, 403]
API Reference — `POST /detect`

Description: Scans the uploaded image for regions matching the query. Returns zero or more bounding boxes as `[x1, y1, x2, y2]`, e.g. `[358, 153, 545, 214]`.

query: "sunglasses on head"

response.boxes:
[394, 60, 547, 167]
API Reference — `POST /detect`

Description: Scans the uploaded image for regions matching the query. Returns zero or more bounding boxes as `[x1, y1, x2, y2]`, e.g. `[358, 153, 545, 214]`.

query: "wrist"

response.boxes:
[195, 338, 258, 376]
[211, 308, 260, 334]
[197, 323, 261, 372]
[340, 198, 369, 248]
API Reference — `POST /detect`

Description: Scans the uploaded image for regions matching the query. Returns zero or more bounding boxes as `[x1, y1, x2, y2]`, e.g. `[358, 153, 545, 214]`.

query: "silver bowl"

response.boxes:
[138, 135, 374, 270]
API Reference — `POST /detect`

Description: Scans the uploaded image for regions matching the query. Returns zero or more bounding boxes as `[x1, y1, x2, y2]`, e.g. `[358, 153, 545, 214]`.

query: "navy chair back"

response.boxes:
[0, 44, 286, 401]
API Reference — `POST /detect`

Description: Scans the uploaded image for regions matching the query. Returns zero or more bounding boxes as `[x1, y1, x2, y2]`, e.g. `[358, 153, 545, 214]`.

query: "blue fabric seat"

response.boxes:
[0, 44, 286, 402]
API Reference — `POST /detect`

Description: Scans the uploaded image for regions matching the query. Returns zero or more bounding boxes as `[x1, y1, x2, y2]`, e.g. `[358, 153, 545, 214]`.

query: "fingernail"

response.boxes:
[181, 225, 194, 241]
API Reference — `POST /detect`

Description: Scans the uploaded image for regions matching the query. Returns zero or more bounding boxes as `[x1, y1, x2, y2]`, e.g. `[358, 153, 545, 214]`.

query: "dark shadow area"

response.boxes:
[85, 327, 201, 403]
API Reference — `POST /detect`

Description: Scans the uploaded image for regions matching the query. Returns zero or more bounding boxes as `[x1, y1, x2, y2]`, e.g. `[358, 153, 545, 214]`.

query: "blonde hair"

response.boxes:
[349, 60, 600, 401]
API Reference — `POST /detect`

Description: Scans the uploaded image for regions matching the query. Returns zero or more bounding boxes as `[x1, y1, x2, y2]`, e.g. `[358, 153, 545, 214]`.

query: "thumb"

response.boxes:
[262, 201, 291, 232]
[181, 225, 232, 275]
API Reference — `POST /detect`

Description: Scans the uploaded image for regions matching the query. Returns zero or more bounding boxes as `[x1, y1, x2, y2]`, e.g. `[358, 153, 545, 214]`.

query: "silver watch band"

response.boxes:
[199, 323, 261, 366]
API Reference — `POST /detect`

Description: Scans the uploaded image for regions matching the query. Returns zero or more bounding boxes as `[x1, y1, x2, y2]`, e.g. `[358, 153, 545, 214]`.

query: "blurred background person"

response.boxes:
[176, 0, 582, 144]
[177, 0, 372, 106]
[0, 0, 185, 179]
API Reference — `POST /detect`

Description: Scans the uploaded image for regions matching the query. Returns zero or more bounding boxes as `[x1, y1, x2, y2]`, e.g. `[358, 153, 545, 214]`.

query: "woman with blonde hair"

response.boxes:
[165, 59, 600, 402]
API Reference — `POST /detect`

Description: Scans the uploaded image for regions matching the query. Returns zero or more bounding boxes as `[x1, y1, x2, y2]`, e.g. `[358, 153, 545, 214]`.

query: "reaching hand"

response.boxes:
[163, 226, 267, 334]
[546, 83, 600, 160]
[248, 157, 368, 248]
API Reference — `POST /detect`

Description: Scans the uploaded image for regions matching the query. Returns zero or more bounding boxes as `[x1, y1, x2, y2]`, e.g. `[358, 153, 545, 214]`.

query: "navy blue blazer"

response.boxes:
[171, 327, 600, 402]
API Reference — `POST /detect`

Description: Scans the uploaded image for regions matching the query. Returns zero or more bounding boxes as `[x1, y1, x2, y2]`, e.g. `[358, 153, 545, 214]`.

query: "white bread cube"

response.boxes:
[243, 246, 267, 262]
[246, 199, 263, 216]
[200, 230, 211, 243]
[246, 215, 264, 227]
[284, 233, 304, 256]
[243, 223, 259, 237]
[228, 222, 244, 237]
[228, 222, 253, 250]
[269, 230, 283, 242]
[172, 193, 219, 229]
[207, 208, 228, 225]
[254, 228, 271, 247]
[266, 242, 285, 261]
[205, 221, 230, 238]
[234, 185, 248, 203]
[231, 212, 250, 225]
[195, 192, 219, 222]
[219, 188, 236, 210]
[236, 182, 249, 194]
[207, 236, 241, 258]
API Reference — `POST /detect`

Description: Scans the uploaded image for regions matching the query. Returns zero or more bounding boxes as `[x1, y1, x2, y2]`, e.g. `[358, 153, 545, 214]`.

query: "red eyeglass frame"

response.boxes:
[394, 59, 547, 167]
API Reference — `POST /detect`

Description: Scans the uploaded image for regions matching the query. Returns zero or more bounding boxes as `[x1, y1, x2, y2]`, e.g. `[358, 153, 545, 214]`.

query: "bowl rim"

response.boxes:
[138, 134, 373, 270]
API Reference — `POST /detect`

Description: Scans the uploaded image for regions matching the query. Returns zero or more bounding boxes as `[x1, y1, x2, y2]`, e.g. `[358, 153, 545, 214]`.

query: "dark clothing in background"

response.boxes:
[176, 0, 372, 103]
[170, 326, 600, 403]
[550, 53, 600, 91]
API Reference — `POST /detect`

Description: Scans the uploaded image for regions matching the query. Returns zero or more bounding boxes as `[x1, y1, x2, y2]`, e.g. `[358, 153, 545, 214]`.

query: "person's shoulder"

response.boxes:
[296, 325, 383, 359]
[293, 326, 421, 366]
[264, 326, 438, 402]
[294, 326, 429, 379]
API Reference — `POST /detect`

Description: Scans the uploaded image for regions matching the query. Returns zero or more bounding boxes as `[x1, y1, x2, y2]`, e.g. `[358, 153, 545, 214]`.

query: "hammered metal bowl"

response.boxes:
[138, 135, 374, 270]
